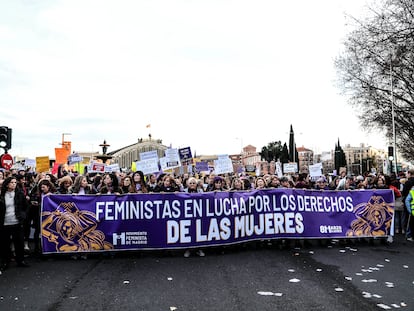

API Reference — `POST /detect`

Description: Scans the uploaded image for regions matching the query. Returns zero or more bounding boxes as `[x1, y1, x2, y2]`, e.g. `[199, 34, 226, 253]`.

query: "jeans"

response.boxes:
[0, 224, 25, 265]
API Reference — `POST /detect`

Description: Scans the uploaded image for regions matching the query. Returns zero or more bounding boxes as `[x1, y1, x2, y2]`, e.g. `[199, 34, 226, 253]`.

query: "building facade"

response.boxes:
[100, 138, 389, 177]
[341, 143, 383, 175]
[109, 138, 168, 170]
[297, 146, 314, 174]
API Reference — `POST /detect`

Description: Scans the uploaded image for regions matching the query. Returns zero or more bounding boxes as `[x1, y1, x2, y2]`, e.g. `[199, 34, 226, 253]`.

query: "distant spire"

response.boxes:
[289, 125, 295, 162]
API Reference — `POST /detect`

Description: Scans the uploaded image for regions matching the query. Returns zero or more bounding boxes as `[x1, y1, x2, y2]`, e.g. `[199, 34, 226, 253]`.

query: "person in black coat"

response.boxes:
[0, 176, 29, 271]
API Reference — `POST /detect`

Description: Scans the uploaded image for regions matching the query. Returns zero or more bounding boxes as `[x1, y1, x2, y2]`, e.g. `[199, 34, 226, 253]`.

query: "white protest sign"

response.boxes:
[276, 161, 283, 178]
[25, 158, 36, 168]
[89, 162, 106, 173]
[105, 163, 120, 173]
[255, 164, 261, 177]
[283, 163, 298, 173]
[140, 150, 159, 161]
[164, 148, 181, 169]
[214, 157, 234, 175]
[217, 154, 229, 159]
[136, 158, 159, 175]
[309, 163, 323, 178]
[160, 157, 168, 171]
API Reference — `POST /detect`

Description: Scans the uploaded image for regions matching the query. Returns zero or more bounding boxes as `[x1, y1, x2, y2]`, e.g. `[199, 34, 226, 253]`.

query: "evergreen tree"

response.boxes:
[288, 124, 299, 172]
[259, 141, 283, 162]
[334, 139, 347, 174]
[281, 143, 289, 163]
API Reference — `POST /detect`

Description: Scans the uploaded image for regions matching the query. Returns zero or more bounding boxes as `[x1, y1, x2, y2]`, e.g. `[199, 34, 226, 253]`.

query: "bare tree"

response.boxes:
[335, 0, 414, 162]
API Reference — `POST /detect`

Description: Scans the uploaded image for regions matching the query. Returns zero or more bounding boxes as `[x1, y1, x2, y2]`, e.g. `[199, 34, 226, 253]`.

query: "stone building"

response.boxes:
[297, 146, 314, 174]
[341, 143, 383, 175]
[108, 137, 168, 170]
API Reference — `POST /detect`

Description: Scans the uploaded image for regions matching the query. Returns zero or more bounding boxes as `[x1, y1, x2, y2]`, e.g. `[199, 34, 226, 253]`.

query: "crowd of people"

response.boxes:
[1, 164, 413, 271]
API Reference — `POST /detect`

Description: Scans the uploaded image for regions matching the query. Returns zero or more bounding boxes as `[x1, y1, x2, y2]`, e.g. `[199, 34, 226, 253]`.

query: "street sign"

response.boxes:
[0, 153, 13, 170]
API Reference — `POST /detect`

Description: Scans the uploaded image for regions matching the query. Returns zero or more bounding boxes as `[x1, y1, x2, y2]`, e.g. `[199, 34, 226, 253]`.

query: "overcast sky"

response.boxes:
[0, 0, 382, 159]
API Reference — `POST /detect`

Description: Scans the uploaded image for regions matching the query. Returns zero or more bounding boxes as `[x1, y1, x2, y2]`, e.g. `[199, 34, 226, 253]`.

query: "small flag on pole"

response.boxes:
[146, 124, 151, 128]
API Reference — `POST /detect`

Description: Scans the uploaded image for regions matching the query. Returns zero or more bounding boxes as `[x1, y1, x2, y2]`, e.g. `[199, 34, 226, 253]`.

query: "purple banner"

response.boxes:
[41, 189, 394, 254]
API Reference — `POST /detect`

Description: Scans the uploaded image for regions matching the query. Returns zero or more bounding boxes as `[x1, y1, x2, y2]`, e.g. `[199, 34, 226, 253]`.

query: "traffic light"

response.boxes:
[388, 146, 394, 160]
[0, 126, 12, 150]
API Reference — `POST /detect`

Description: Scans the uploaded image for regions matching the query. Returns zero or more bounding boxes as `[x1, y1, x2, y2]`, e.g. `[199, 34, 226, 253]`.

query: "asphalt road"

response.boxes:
[1, 235, 413, 311]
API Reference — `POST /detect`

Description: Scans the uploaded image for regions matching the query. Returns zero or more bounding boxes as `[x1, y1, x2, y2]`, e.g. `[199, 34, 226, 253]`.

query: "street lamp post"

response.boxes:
[390, 49, 398, 174]
[61, 133, 71, 145]
[235, 137, 243, 154]
[61, 133, 72, 152]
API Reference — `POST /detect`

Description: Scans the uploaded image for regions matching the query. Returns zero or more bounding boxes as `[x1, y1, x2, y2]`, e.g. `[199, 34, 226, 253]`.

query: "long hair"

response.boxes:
[38, 179, 56, 194]
[71, 175, 90, 194]
[131, 171, 148, 193]
[1, 176, 18, 196]
[99, 173, 122, 194]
